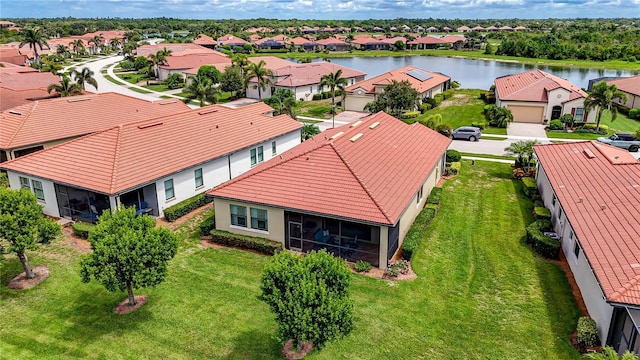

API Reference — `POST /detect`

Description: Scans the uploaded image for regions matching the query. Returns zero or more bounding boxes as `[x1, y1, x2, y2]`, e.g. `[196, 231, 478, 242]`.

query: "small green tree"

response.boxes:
[264, 89, 297, 117]
[164, 73, 185, 90]
[197, 65, 222, 84]
[364, 80, 420, 119]
[220, 66, 245, 98]
[260, 250, 354, 350]
[0, 188, 60, 280]
[485, 105, 514, 128]
[80, 207, 177, 306]
[583, 346, 639, 360]
[584, 81, 628, 132]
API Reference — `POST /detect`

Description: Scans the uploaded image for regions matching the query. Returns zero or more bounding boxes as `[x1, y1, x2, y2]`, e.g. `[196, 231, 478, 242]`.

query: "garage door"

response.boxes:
[507, 105, 545, 123]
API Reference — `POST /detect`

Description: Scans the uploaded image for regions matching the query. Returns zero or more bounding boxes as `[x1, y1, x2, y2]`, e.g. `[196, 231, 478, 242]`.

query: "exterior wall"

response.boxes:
[6, 171, 60, 217]
[158, 68, 186, 81]
[345, 90, 375, 112]
[247, 76, 365, 101]
[563, 98, 596, 123]
[379, 225, 389, 269]
[500, 100, 547, 121]
[229, 130, 300, 179]
[537, 164, 613, 345]
[617, 91, 640, 109]
[497, 88, 592, 122]
[214, 198, 286, 243]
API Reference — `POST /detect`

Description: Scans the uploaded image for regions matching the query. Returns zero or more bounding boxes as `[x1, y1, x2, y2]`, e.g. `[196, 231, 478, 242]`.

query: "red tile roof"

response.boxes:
[0, 70, 60, 111]
[315, 37, 348, 46]
[0, 47, 28, 66]
[135, 43, 213, 57]
[495, 69, 587, 103]
[407, 36, 444, 45]
[248, 56, 296, 71]
[159, 52, 230, 70]
[534, 141, 640, 306]
[193, 34, 218, 45]
[0, 92, 190, 150]
[346, 65, 450, 94]
[608, 75, 640, 97]
[1, 102, 301, 195]
[289, 36, 315, 46]
[208, 112, 450, 225]
[439, 35, 467, 44]
[270, 62, 365, 87]
[217, 34, 249, 46]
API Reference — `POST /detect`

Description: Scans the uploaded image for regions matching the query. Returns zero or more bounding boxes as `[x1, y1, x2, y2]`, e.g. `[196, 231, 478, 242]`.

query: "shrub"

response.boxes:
[422, 97, 438, 109]
[164, 73, 184, 89]
[533, 206, 551, 221]
[526, 220, 559, 259]
[354, 260, 372, 273]
[629, 108, 640, 120]
[533, 199, 544, 207]
[435, 123, 453, 137]
[548, 119, 564, 130]
[420, 103, 432, 113]
[164, 193, 214, 222]
[210, 229, 281, 255]
[522, 177, 538, 198]
[401, 111, 421, 119]
[38, 219, 61, 244]
[577, 317, 599, 347]
[446, 149, 462, 162]
[582, 123, 609, 132]
[199, 209, 216, 236]
[401, 205, 437, 261]
[448, 162, 461, 175]
[470, 123, 486, 130]
[312, 93, 322, 100]
[72, 222, 95, 239]
[427, 187, 443, 205]
[385, 259, 409, 277]
[573, 128, 608, 135]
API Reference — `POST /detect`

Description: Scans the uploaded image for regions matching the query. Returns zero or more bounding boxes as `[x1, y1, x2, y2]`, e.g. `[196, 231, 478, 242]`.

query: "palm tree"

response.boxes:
[246, 60, 273, 100]
[109, 37, 121, 51]
[148, 48, 172, 80]
[89, 34, 104, 55]
[320, 69, 348, 128]
[71, 67, 98, 91]
[19, 28, 49, 62]
[583, 346, 639, 360]
[504, 140, 538, 157]
[584, 81, 628, 132]
[232, 54, 249, 76]
[70, 39, 85, 57]
[302, 123, 321, 140]
[182, 75, 220, 107]
[55, 44, 69, 58]
[47, 75, 82, 97]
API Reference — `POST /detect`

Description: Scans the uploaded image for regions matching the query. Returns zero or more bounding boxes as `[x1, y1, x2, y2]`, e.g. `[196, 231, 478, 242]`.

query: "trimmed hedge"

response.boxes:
[401, 205, 437, 261]
[199, 209, 216, 236]
[526, 220, 559, 259]
[426, 187, 443, 205]
[583, 123, 609, 131]
[164, 193, 214, 222]
[446, 149, 461, 162]
[210, 229, 282, 255]
[577, 317, 599, 347]
[401, 111, 421, 119]
[533, 206, 551, 221]
[522, 177, 538, 198]
[72, 222, 95, 239]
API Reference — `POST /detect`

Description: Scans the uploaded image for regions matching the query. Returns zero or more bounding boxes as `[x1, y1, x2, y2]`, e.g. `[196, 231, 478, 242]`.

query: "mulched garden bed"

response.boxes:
[8, 265, 50, 289]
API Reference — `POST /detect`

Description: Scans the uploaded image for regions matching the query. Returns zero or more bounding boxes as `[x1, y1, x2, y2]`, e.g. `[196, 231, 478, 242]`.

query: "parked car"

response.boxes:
[597, 133, 640, 152]
[452, 126, 482, 141]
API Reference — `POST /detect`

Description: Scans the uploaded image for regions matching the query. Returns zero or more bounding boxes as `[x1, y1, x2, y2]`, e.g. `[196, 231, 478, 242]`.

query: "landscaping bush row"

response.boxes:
[72, 222, 95, 239]
[577, 317, 599, 347]
[445, 162, 461, 176]
[164, 193, 214, 222]
[522, 177, 538, 198]
[401, 204, 438, 261]
[526, 220, 560, 259]
[199, 210, 216, 236]
[427, 187, 443, 205]
[210, 229, 282, 255]
[401, 111, 421, 119]
[311, 91, 339, 101]
[446, 149, 461, 162]
[533, 206, 551, 221]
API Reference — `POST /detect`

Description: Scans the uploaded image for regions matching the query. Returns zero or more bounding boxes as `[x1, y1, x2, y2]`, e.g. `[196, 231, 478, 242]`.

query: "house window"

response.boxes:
[250, 207, 268, 231]
[416, 186, 423, 205]
[310, 86, 313, 94]
[32, 180, 45, 201]
[230, 205, 247, 227]
[574, 108, 584, 122]
[194, 168, 203, 188]
[317, 84, 323, 93]
[552, 194, 557, 207]
[272, 141, 277, 155]
[250, 146, 264, 166]
[19, 177, 30, 190]
[573, 239, 581, 259]
[164, 179, 174, 200]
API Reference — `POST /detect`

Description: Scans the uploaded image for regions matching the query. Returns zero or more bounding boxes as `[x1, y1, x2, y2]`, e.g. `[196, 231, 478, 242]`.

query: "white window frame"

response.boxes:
[32, 180, 45, 201]
[250, 207, 268, 231]
[250, 146, 264, 166]
[19, 176, 30, 190]
[194, 168, 204, 189]
[271, 141, 277, 155]
[574, 108, 584, 122]
[230, 205, 247, 227]
[164, 179, 175, 200]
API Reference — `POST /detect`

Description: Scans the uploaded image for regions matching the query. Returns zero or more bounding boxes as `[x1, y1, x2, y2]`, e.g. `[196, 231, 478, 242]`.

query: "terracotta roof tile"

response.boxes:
[495, 69, 587, 102]
[346, 65, 450, 94]
[135, 43, 212, 57]
[271, 62, 365, 88]
[1, 102, 302, 194]
[534, 141, 640, 306]
[159, 52, 230, 70]
[0, 92, 190, 150]
[193, 34, 217, 45]
[209, 112, 450, 225]
[608, 75, 640, 97]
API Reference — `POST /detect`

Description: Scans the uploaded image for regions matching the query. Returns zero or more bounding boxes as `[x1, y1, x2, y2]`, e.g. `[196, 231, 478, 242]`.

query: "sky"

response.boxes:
[2, 0, 639, 20]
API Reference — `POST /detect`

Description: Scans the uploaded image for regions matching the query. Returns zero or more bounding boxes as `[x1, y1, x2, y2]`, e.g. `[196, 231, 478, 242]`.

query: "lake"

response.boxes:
[298, 56, 639, 90]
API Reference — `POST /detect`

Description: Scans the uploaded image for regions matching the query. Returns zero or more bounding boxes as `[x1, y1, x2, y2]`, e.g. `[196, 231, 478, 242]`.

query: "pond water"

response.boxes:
[294, 56, 639, 90]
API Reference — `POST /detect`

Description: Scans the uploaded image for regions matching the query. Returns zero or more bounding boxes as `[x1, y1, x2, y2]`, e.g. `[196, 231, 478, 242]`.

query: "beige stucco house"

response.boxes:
[207, 112, 451, 269]
[495, 70, 596, 124]
[607, 75, 640, 110]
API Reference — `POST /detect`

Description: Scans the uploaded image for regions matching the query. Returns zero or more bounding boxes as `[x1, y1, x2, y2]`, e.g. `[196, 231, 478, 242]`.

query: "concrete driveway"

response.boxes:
[507, 123, 548, 138]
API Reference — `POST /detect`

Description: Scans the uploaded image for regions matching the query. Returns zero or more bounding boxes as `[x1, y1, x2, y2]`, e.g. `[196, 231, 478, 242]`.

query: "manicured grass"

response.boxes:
[103, 75, 124, 86]
[128, 87, 152, 94]
[459, 152, 516, 160]
[0, 161, 580, 359]
[481, 136, 508, 141]
[115, 72, 147, 84]
[546, 112, 638, 140]
[143, 83, 172, 92]
[296, 98, 334, 119]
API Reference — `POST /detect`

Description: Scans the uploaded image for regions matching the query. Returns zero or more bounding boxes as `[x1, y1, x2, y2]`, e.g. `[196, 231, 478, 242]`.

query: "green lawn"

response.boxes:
[296, 98, 334, 119]
[143, 83, 172, 92]
[459, 152, 516, 160]
[0, 161, 580, 359]
[115, 72, 147, 85]
[103, 75, 124, 86]
[127, 87, 152, 94]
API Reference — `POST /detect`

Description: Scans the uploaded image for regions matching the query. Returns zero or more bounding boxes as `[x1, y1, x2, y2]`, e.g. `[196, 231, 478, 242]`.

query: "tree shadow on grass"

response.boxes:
[225, 329, 282, 360]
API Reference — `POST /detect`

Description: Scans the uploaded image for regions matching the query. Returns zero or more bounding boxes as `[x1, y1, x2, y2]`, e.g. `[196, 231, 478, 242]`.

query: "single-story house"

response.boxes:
[246, 61, 365, 101]
[426, 26, 438, 33]
[607, 75, 640, 110]
[315, 37, 350, 52]
[135, 43, 213, 58]
[157, 52, 230, 81]
[0, 47, 29, 66]
[1, 102, 302, 222]
[344, 65, 451, 112]
[0, 92, 189, 163]
[0, 64, 59, 111]
[407, 36, 444, 50]
[471, 26, 485, 32]
[207, 111, 451, 269]
[457, 26, 471, 32]
[217, 34, 249, 48]
[494, 69, 596, 124]
[534, 141, 640, 352]
[255, 37, 286, 50]
[193, 34, 218, 49]
[288, 36, 318, 51]
[350, 35, 390, 51]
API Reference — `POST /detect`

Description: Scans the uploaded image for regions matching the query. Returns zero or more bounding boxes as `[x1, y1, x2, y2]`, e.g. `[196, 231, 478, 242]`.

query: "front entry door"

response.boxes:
[288, 221, 303, 251]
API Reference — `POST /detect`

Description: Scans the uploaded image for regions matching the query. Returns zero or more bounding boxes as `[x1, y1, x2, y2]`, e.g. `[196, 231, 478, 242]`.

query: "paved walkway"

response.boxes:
[507, 123, 548, 138]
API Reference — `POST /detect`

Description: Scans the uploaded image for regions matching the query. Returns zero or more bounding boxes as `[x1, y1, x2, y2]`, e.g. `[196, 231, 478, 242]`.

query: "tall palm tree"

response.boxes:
[232, 54, 249, 76]
[148, 48, 172, 80]
[47, 75, 82, 97]
[69, 39, 85, 57]
[584, 81, 628, 132]
[182, 75, 220, 107]
[71, 67, 98, 91]
[246, 60, 273, 100]
[109, 37, 121, 51]
[320, 69, 348, 128]
[89, 34, 104, 55]
[55, 44, 69, 58]
[19, 28, 49, 61]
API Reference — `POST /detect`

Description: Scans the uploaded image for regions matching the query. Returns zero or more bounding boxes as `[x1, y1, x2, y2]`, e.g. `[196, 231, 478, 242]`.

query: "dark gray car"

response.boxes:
[452, 126, 482, 141]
